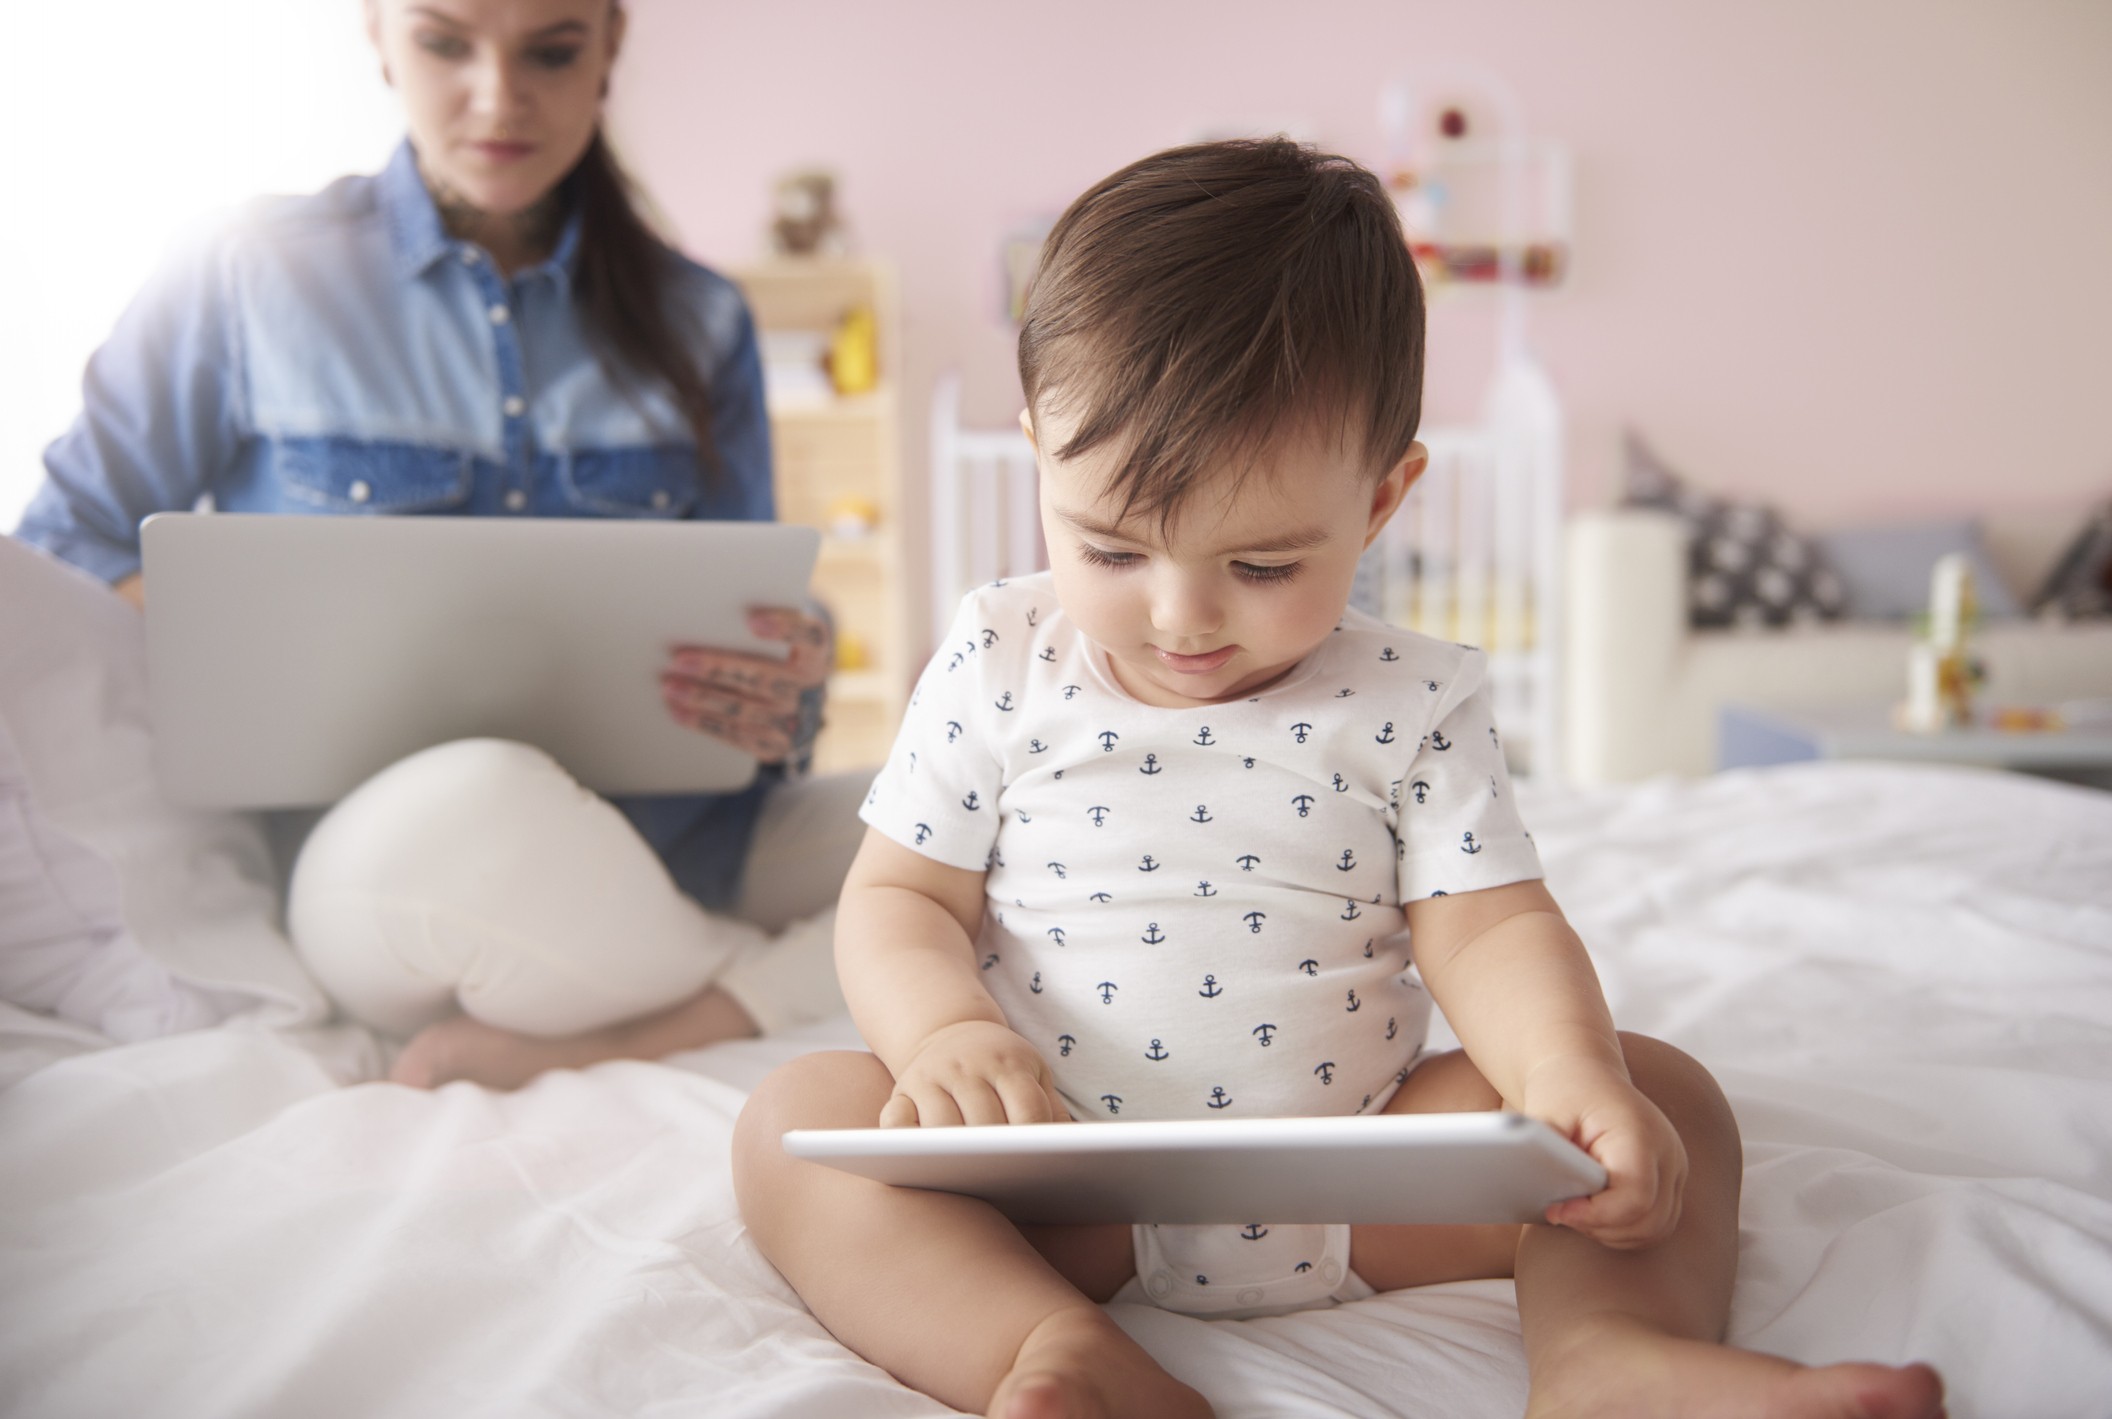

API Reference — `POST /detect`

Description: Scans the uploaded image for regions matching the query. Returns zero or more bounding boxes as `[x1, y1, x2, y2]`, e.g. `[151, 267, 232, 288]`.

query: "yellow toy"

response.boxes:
[826, 495, 879, 540]
[833, 632, 871, 671]
[828, 306, 879, 396]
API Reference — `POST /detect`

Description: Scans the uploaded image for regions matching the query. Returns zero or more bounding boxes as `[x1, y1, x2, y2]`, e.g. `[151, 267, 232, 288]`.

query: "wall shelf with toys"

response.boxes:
[1388, 138, 1571, 293]
[1379, 69, 1573, 305]
[732, 257, 908, 773]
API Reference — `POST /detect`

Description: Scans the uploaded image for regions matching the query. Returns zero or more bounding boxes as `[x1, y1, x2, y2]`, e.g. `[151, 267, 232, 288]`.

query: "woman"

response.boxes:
[14, 0, 860, 1087]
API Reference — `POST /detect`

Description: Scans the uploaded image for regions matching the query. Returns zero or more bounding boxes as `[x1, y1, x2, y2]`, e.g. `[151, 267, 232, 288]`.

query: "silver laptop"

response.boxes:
[783, 1112, 1606, 1225]
[142, 512, 822, 808]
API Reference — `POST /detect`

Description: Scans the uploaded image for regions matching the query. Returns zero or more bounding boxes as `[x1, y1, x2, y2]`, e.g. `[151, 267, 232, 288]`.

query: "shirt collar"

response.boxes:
[379, 137, 584, 290]
[379, 139, 452, 280]
[517, 207, 582, 292]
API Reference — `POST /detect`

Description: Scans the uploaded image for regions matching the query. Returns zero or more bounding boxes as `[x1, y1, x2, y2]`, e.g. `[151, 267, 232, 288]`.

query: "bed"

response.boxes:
[6, 537, 2112, 1419]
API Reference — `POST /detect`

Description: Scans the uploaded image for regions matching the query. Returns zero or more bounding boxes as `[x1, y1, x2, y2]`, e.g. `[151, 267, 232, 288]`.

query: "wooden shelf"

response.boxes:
[766, 385, 896, 423]
[826, 668, 896, 703]
[735, 258, 906, 773]
[817, 536, 891, 570]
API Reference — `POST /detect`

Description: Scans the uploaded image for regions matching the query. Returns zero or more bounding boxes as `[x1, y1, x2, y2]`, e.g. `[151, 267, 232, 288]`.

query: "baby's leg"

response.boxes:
[734, 1051, 1208, 1419]
[1352, 1036, 1944, 1419]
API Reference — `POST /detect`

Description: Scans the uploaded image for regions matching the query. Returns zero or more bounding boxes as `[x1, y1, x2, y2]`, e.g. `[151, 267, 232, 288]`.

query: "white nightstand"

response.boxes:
[1718, 702, 2112, 789]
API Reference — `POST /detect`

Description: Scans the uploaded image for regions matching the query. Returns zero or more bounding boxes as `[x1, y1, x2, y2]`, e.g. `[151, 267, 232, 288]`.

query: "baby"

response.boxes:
[734, 140, 1944, 1419]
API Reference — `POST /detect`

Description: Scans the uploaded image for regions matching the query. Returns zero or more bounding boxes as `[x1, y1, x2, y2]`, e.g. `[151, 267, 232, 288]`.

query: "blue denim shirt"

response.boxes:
[16, 140, 796, 910]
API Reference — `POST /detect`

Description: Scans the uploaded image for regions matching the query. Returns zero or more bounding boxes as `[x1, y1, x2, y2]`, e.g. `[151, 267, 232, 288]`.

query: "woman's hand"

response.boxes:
[660, 606, 830, 764]
[879, 1020, 1072, 1128]
[1523, 1054, 1688, 1250]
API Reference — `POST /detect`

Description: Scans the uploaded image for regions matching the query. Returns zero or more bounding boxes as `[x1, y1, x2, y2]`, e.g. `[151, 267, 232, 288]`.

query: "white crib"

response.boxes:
[927, 374, 1044, 610]
[928, 361, 1564, 777]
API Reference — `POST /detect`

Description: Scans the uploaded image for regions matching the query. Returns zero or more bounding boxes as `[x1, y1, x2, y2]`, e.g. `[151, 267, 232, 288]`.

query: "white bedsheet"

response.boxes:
[3, 762, 2109, 1419]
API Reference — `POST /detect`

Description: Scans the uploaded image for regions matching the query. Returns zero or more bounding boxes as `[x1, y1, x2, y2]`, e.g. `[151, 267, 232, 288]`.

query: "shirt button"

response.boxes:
[503, 395, 526, 418]
[504, 489, 528, 512]
[459, 248, 481, 265]
[488, 304, 511, 325]
[650, 489, 671, 511]
[347, 479, 372, 504]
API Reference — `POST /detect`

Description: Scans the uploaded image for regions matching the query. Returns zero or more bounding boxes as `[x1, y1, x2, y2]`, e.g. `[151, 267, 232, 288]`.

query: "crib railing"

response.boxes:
[1363, 420, 1562, 778]
[928, 370, 1563, 777]
[929, 374, 1043, 637]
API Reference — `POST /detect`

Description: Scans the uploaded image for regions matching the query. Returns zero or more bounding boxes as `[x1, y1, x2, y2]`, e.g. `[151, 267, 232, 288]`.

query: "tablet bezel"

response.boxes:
[783, 1111, 1607, 1225]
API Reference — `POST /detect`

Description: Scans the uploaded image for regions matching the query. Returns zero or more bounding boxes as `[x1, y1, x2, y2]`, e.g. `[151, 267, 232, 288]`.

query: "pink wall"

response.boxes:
[612, 0, 2111, 548]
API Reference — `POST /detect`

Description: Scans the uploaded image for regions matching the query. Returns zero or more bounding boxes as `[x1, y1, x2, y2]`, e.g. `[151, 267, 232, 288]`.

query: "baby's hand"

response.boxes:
[1522, 1056, 1687, 1250]
[879, 1020, 1072, 1128]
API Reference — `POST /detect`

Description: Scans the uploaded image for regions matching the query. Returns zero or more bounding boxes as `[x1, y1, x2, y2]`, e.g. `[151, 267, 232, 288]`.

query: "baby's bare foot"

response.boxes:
[388, 1015, 587, 1090]
[1528, 1316, 1944, 1419]
[988, 1307, 1212, 1419]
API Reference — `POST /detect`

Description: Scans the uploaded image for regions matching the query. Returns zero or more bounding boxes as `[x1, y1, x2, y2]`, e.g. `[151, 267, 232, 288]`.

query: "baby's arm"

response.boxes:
[836, 828, 1069, 1127]
[1406, 880, 1686, 1249]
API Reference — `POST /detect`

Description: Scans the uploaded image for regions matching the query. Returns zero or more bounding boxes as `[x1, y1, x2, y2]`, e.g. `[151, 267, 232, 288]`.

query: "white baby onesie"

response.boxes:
[859, 574, 1544, 1316]
[862, 573, 1542, 1120]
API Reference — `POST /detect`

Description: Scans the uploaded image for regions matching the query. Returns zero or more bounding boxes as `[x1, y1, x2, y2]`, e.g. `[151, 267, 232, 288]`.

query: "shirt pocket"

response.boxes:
[558, 445, 701, 519]
[273, 436, 474, 514]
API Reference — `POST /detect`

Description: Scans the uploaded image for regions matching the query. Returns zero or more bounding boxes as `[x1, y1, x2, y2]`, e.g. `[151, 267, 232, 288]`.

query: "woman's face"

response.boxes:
[368, 0, 622, 215]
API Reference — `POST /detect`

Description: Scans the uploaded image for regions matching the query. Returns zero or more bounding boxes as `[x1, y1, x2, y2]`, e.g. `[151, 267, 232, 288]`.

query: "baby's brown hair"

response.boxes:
[1018, 138, 1425, 528]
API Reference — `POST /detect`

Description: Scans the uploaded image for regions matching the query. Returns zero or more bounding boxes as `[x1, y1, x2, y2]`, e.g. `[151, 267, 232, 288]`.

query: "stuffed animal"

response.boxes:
[769, 169, 847, 258]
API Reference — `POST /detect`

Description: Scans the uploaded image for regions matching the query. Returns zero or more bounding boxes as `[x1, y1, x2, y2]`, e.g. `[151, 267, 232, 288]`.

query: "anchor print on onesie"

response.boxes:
[863, 579, 1539, 1136]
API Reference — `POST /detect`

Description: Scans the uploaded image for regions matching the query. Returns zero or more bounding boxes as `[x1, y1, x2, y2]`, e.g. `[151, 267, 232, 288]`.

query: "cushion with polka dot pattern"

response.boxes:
[1618, 431, 1846, 630]
[2030, 499, 2112, 620]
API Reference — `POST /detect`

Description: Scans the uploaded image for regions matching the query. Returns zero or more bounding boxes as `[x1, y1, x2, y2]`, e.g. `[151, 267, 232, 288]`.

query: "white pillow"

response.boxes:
[0, 535, 328, 1029]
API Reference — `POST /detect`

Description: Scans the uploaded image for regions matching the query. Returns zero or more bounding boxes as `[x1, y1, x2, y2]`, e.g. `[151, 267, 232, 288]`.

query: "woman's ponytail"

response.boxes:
[568, 132, 719, 485]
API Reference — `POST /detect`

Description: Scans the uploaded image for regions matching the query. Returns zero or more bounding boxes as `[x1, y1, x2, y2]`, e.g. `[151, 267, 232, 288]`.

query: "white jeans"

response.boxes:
[287, 740, 868, 1038]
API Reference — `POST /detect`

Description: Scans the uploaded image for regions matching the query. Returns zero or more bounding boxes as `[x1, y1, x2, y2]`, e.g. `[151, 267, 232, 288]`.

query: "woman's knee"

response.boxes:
[290, 738, 737, 1036]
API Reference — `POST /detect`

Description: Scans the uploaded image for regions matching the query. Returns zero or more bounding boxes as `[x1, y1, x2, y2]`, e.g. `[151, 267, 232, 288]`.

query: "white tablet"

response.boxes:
[141, 512, 821, 808]
[783, 1112, 1606, 1225]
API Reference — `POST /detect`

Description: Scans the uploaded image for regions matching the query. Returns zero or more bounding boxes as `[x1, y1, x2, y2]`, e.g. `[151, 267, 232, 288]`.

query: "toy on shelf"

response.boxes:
[828, 305, 879, 396]
[756, 304, 880, 409]
[1990, 705, 2063, 733]
[1899, 553, 1987, 732]
[826, 495, 880, 540]
[1380, 68, 1571, 295]
[833, 631, 871, 672]
[768, 169, 848, 258]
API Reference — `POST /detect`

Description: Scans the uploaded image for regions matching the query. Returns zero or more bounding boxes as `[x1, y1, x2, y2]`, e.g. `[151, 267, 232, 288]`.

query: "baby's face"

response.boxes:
[1027, 407, 1419, 709]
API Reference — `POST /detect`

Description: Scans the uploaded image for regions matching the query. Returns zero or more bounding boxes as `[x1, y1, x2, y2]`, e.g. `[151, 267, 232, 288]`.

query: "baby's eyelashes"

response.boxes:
[1077, 544, 1141, 569]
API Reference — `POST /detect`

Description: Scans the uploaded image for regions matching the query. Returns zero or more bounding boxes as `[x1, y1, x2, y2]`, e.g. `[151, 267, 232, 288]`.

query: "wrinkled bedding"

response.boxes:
[3, 762, 2110, 1418]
